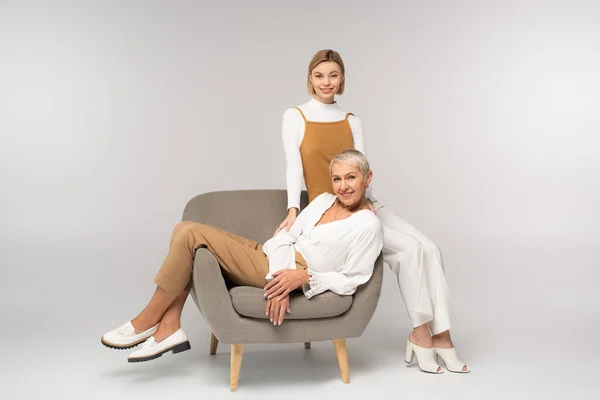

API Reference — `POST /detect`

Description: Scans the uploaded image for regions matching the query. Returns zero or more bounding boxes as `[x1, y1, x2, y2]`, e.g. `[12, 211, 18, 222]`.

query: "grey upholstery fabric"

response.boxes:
[230, 286, 352, 319]
[186, 190, 383, 345]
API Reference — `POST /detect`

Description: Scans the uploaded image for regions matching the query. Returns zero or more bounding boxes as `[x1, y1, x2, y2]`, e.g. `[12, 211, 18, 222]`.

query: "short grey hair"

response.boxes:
[329, 149, 371, 177]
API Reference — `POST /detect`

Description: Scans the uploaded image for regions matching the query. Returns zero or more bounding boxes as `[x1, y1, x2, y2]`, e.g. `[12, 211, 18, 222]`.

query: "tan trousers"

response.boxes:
[154, 221, 307, 294]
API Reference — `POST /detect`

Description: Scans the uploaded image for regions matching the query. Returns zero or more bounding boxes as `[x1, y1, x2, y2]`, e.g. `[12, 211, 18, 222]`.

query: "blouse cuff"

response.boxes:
[302, 268, 329, 299]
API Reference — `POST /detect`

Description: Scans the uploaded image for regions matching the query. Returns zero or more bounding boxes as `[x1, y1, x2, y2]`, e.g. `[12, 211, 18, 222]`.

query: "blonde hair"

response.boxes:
[307, 49, 346, 96]
[329, 149, 371, 177]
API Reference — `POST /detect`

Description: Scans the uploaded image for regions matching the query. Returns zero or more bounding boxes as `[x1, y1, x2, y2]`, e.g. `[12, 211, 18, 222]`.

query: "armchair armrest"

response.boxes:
[189, 248, 242, 340]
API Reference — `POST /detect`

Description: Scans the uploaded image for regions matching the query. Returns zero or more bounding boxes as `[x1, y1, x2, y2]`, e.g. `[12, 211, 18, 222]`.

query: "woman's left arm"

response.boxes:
[303, 217, 383, 299]
[348, 115, 375, 204]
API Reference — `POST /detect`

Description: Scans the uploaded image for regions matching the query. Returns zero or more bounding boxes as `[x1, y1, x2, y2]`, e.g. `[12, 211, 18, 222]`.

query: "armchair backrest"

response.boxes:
[182, 189, 309, 244]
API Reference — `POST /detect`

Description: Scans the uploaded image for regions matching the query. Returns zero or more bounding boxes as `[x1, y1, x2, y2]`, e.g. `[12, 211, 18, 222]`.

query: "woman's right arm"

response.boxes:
[263, 195, 312, 279]
[275, 108, 304, 235]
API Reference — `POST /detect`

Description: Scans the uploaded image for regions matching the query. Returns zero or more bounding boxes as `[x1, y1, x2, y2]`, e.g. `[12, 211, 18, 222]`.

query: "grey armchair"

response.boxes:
[185, 189, 383, 391]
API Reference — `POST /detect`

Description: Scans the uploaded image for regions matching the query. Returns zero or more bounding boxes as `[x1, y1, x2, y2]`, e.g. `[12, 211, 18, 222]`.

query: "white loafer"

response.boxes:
[101, 321, 158, 350]
[128, 328, 191, 363]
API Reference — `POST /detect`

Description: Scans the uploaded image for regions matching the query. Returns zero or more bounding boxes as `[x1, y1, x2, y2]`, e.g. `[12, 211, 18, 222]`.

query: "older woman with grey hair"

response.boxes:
[101, 149, 383, 364]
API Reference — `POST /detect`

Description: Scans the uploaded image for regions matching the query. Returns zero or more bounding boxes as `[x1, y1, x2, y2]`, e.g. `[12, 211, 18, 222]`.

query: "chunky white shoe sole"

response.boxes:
[128, 328, 191, 363]
[101, 321, 158, 350]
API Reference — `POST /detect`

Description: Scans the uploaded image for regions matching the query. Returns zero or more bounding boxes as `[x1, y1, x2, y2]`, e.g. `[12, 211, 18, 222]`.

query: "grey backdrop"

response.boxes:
[1, 0, 599, 398]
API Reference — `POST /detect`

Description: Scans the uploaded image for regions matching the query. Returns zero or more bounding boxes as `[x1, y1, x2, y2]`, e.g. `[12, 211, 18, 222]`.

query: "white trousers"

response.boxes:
[373, 201, 454, 335]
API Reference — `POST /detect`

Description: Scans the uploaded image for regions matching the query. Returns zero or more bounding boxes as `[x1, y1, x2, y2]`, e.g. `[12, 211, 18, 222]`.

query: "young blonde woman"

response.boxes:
[275, 49, 469, 374]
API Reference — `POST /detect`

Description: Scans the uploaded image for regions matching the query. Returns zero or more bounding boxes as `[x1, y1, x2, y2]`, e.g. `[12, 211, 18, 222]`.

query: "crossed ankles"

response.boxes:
[101, 320, 190, 362]
[404, 331, 469, 374]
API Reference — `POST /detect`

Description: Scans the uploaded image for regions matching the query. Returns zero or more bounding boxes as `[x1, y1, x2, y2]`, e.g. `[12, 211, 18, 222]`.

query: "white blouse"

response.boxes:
[262, 193, 383, 299]
[281, 98, 375, 211]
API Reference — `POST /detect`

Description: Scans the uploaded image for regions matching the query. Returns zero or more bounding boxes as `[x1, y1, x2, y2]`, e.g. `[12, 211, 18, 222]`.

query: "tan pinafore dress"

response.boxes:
[296, 107, 355, 203]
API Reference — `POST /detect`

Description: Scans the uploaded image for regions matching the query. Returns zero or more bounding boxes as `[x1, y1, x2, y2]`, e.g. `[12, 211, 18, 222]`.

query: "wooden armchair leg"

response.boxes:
[332, 338, 350, 383]
[230, 344, 244, 391]
[209, 332, 219, 355]
[304, 342, 311, 349]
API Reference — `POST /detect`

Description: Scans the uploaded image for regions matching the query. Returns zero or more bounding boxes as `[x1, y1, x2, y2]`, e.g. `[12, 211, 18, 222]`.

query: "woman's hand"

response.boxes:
[264, 269, 309, 300]
[265, 295, 290, 325]
[273, 208, 298, 237]
[366, 198, 376, 214]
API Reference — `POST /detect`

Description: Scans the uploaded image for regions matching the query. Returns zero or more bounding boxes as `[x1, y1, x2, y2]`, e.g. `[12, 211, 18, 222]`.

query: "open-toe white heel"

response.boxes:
[434, 347, 469, 373]
[404, 339, 443, 374]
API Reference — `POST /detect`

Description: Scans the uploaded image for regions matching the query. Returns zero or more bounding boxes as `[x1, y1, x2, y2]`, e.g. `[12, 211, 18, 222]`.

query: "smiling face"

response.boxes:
[330, 161, 372, 208]
[309, 61, 344, 104]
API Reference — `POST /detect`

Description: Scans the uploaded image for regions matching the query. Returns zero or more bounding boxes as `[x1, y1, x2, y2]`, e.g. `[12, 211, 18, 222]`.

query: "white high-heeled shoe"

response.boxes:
[404, 339, 443, 374]
[434, 347, 470, 373]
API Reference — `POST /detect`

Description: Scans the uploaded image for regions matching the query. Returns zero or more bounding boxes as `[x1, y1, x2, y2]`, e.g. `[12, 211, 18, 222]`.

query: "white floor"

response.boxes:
[4, 245, 600, 399]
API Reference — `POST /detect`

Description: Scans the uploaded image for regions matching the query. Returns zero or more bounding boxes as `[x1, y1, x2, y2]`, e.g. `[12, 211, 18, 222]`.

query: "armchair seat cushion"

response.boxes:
[229, 286, 353, 320]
